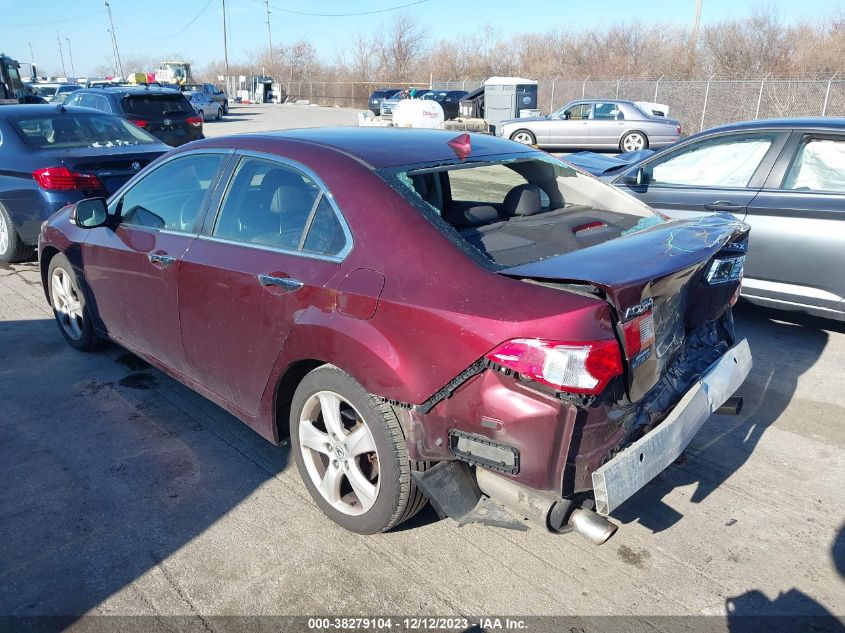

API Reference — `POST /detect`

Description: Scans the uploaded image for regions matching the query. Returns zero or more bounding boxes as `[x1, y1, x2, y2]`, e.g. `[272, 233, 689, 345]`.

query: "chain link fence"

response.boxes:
[224, 75, 845, 135]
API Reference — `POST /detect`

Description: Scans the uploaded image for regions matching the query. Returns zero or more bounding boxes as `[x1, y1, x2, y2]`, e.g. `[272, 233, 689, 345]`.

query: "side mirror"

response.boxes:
[622, 167, 647, 186]
[72, 198, 109, 228]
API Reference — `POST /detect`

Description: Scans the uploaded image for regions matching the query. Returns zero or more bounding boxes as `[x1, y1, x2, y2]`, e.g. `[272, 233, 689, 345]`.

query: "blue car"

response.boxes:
[0, 104, 170, 262]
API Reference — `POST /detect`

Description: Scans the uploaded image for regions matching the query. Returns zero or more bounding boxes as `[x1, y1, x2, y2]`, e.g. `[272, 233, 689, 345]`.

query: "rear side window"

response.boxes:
[118, 154, 223, 231]
[782, 137, 845, 192]
[213, 156, 348, 256]
[10, 114, 158, 149]
[649, 134, 775, 188]
[122, 94, 193, 117]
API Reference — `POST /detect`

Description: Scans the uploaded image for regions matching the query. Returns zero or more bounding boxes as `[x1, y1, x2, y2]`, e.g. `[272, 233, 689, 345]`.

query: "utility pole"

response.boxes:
[222, 0, 230, 86]
[56, 32, 67, 77]
[27, 41, 37, 77]
[264, 0, 273, 57]
[104, 1, 124, 79]
[688, 0, 703, 74]
[65, 37, 75, 77]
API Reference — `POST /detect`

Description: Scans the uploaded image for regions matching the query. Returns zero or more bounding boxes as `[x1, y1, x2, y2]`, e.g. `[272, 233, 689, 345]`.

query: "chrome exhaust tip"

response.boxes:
[568, 508, 618, 545]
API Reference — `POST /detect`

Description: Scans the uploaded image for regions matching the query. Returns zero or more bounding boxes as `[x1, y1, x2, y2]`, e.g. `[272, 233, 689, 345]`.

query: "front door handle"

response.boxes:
[704, 201, 743, 212]
[258, 274, 303, 292]
[148, 253, 175, 268]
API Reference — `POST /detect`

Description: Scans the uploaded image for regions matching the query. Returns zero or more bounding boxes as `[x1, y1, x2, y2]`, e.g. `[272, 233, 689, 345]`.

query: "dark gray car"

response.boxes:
[609, 118, 845, 321]
[497, 99, 682, 151]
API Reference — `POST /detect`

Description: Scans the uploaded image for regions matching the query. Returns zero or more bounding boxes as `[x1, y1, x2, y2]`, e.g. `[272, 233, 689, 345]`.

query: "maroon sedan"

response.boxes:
[38, 128, 752, 540]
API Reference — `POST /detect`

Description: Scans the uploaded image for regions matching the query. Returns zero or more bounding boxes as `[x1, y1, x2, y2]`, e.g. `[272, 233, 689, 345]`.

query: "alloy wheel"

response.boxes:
[50, 267, 84, 340]
[512, 131, 534, 145]
[623, 133, 645, 152]
[0, 212, 8, 255]
[298, 390, 380, 516]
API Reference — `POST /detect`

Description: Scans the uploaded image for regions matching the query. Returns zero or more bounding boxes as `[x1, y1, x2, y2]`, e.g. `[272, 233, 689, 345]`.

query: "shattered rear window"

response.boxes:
[378, 154, 665, 268]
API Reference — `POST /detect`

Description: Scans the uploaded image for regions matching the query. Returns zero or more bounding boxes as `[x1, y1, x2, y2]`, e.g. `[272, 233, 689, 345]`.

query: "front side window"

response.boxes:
[782, 137, 845, 193]
[118, 154, 223, 231]
[649, 134, 775, 188]
[563, 103, 591, 120]
[213, 157, 347, 256]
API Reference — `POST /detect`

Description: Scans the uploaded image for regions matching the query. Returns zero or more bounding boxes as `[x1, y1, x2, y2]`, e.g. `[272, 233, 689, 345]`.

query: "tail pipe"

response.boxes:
[475, 468, 618, 545]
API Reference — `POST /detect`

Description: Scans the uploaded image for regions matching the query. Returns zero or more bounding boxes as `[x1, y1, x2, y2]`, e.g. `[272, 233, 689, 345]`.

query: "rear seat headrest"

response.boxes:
[445, 205, 499, 228]
[503, 184, 543, 217]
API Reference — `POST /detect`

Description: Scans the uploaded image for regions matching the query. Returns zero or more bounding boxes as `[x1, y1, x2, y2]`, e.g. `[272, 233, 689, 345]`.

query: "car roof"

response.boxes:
[193, 127, 537, 169]
[695, 117, 845, 135]
[0, 104, 112, 118]
[76, 86, 184, 96]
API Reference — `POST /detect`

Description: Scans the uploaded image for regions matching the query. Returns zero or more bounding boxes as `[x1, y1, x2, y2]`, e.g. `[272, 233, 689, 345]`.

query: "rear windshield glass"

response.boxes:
[378, 156, 663, 268]
[31, 85, 58, 97]
[11, 113, 159, 149]
[122, 94, 193, 117]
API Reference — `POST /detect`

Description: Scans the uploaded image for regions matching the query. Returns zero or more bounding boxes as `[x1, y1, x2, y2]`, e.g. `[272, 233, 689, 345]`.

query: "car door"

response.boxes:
[587, 101, 626, 148]
[741, 131, 845, 311]
[549, 102, 591, 146]
[178, 153, 352, 415]
[614, 130, 789, 221]
[81, 151, 228, 373]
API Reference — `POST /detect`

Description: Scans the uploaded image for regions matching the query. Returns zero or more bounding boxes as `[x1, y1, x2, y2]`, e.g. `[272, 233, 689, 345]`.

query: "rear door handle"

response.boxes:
[148, 253, 175, 268]
[704, 201, 744, 212]
[258, 274, 303, 292]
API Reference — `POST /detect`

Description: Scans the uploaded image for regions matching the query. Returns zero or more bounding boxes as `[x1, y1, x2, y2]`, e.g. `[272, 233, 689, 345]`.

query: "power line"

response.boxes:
[121, 0, 214, 41]
[3, 9, 104, 27]
[250, 0, 431, 18]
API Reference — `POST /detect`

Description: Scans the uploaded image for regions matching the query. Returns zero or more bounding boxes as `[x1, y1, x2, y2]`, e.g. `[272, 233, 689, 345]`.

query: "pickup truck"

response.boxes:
[180, 83, 228, 114]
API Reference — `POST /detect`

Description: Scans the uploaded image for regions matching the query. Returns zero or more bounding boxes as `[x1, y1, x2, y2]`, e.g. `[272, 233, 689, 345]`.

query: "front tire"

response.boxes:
[290, 365, 429, 534]
[620, 130, 648, 152]
[0, 204, 32, 263]
[510, 129, 536, 145]
[48, 253, 103, 352]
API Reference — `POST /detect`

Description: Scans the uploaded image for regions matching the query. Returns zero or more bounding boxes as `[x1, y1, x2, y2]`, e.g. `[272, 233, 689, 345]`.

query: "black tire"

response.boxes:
[290, 365, 430, 534]
[47, 253, 104, 352]
[510, 129, 537, 145]
[215, 107, 222, 121]
[222, 101, 229, 115]
[0, 204, 33, 263]
[619, 130, 649, 152]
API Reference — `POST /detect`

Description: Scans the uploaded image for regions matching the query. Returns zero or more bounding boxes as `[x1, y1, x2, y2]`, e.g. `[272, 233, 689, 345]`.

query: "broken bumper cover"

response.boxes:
[592, 337, 752, 515]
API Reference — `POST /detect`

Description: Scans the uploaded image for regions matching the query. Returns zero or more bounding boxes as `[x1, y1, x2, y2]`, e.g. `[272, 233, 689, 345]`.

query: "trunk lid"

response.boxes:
[497, 214, 749, 401]
[40, 146, 167, 195]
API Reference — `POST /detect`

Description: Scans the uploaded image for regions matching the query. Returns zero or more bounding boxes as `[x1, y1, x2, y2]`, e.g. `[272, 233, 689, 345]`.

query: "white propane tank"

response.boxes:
[392, 98, 445, 129]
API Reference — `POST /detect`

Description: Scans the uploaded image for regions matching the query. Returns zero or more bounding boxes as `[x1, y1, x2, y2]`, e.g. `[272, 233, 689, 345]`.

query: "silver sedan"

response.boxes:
[186, 91, 222, 121]
[497, 99, 682, 151]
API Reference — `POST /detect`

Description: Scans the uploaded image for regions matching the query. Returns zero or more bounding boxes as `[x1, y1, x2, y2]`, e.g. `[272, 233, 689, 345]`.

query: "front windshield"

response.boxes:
[11, 113, 159, 149]
[378, 155, 663, 268]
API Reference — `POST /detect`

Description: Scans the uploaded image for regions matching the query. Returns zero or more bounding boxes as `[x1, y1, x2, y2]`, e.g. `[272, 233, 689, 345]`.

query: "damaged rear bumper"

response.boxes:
[591, 338, 752, 515]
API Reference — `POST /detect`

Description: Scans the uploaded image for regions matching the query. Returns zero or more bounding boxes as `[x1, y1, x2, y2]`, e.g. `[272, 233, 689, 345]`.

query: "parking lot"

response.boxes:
[1, 104, 844, 628]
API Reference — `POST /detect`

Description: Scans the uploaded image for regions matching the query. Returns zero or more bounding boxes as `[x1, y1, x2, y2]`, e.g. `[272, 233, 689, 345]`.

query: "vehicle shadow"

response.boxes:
[0, 317, 289, 618]
[724, 523, 845, 632]
[613, 302, 831, 532]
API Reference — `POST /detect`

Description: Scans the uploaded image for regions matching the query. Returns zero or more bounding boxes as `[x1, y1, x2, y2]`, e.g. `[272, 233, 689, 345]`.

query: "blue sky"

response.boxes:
[0, 0, 838, 77]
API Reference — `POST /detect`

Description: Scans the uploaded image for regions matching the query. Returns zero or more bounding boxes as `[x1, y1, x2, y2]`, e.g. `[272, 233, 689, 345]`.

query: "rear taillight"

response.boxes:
[32, 167, 103, 191]
[187, 115, 202, 127]
[127, 118, 148, 128]
[485, 338, 623, 395]
[621, 311, 656, 358]
[676, 124, 682, 135]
